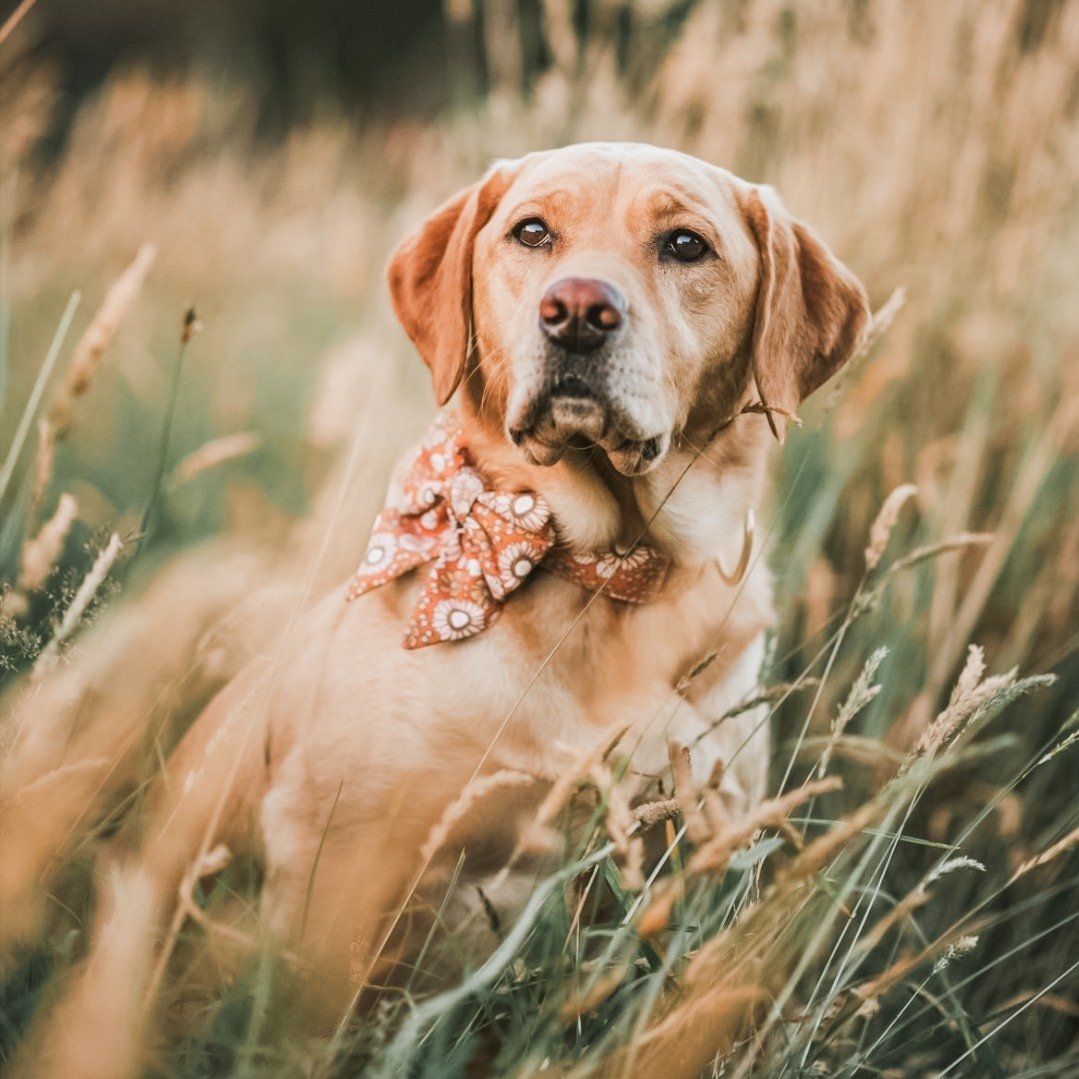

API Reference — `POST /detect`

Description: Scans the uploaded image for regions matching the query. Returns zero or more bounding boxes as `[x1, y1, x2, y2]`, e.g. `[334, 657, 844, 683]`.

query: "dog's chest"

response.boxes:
[471, 563, 772, 770]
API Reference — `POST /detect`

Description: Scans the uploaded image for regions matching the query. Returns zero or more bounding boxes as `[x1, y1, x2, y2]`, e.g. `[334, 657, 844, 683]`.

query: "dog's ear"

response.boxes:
[387, 162, 517, 406]
[740, 186, 870, 437]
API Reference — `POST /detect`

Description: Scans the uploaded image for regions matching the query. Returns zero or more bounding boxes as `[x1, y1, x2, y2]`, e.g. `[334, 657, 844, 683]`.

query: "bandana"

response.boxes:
[346, 412, 669, 648]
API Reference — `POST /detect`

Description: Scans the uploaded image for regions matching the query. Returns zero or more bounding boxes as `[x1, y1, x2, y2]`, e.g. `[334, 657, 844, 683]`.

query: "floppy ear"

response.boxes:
[741, 186, 870, 437]
[386, 163, 517, 406]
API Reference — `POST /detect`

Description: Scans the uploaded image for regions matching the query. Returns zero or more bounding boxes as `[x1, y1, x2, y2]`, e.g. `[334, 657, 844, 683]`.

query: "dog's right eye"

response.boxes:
[664, 229, 711, 263]
[513, 219, 552, 248]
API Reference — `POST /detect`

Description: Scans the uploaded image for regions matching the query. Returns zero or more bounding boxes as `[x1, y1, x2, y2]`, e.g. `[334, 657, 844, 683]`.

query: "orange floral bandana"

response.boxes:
[346, 411, 669, 648]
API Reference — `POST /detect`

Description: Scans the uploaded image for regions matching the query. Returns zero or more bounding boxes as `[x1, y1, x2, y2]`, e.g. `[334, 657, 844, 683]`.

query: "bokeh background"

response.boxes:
[1, 1, 1077, 1075]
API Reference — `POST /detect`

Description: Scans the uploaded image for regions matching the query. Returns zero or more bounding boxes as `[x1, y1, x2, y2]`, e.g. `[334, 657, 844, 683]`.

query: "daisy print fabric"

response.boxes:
[545, 543, 668, 604]
[347, 411, 670, 648]
[347, 412, 556, 647]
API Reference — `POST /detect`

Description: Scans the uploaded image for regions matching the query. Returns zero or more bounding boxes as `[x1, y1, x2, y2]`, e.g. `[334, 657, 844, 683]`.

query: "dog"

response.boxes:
[106, 142, 870, 1019]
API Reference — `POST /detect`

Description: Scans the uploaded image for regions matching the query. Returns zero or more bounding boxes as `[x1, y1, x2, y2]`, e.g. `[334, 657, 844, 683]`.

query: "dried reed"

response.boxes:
[33, 531, 123, 677]
[1, 2, 1075, 1074]
[47, 244, 156, 437]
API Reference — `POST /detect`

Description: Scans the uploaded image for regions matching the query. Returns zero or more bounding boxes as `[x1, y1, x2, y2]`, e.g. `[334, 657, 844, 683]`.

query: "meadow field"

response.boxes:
[1, 1, 1077, 1075]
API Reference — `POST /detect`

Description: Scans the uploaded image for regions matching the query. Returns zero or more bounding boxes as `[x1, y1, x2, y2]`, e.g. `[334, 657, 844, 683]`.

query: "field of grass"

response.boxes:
[1, 1, 1077, 1075]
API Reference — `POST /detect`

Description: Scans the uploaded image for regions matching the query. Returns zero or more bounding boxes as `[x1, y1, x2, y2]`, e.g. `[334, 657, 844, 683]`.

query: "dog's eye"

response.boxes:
[514, 218, 552, 248]
[665, 229, 710, 263]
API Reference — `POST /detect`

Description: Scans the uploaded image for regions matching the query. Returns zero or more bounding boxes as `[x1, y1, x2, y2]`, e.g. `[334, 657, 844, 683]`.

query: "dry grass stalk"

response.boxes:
[18, 492, 77, 593]
[418, 769, 538, 863]
[932, 934, 979, 974]
[172, 431, 260, 485]
[48, 244, 156, 436]
[598, 982, 770, 1079]
[803, 734, 903, 776]
[852, 953, 921, 1008]
[3, 5, 1075, 1071]
[9, 756, 110, 804]
[818, 647, 887, 777]
[538, 0, 577, 75]
[855, 927, 982, 1008]
[668, 741, 710, 845]
[633, 797, 680, 828]
[33, 531, 123, 677]
[180, 305, 201, 344]
[24, 864, 156, 1079]
[590, 762, 644, 891]
[995, 991, 1079, 1019]
[1011, 826, 1079, 881]
[191, 841, 233, 881]
[170, 843, 278, 962]
[886, 532, 995, 576]
[29, 416, 56, 523]
[688, 777, 842, 876]
[0, 0, 40, 46]
[559, 963, 629, 1021]
[0, 291, 81, 506]
[825, 288, 909, 414]
[849, 888, 929, 959]
[701, 784, 733, 836]
[517, 737, 618, 855]
[0, 751, 117, 945]
[674, 799, 875, 999]
[774, 800, 880, 890]
[863, 287, 906, 351]
[636, 877, 685, 939]
[1037, 728, 1079, 766]
[915, 644, 1016, 756]
[865, 484, 918, 571]
[0, 546, 270, 953]
[924, 855, 986, 886]
[893, 399, 1075, 750]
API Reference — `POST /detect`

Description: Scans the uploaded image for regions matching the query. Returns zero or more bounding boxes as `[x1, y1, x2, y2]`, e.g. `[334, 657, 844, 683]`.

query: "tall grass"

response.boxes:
[1, 1, 1077, 1075]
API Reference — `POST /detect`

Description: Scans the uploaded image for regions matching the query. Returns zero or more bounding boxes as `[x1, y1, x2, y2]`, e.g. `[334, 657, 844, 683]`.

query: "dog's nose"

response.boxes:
[539, 278, 624, 352]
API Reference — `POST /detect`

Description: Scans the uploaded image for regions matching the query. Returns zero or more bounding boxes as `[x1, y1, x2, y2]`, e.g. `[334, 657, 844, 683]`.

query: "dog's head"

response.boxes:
[388, 143, 869, 476]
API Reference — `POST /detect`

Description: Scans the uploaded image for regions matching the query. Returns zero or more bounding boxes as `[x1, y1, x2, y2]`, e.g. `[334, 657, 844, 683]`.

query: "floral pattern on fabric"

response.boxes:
[545, 543, 669, 603]
[347, 411, 670, 647]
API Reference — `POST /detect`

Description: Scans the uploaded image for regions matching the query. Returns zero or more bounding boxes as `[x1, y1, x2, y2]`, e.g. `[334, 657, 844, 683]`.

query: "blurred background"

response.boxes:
[3, 0, 1075, 683]
[0, 0, 1077, 1073]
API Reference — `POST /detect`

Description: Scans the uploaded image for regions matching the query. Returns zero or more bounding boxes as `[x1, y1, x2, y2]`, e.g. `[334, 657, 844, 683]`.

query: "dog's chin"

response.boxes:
[508, 396, 670, 477]
[602, 430, 671, 476]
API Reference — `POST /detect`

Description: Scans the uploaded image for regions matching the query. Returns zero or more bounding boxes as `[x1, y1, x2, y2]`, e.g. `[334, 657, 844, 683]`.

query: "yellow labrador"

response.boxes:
[117, 143, 869, 1012]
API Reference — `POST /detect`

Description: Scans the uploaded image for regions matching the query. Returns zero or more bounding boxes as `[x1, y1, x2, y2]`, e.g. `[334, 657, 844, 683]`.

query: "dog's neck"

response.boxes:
[457, 391, 773, 572]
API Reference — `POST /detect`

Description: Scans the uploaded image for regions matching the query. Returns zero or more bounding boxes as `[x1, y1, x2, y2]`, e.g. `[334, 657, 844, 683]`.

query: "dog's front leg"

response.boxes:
[682, 632, 769, 817]
[615, 633, 769, 817]
[612, 689, 721, 795]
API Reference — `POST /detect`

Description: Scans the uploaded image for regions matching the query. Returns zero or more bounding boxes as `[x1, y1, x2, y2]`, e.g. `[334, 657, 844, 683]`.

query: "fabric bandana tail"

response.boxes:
[347, 410, 669, 648]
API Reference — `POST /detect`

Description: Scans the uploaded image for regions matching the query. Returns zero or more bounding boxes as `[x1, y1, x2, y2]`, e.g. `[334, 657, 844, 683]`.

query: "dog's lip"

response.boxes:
[604, 431, 671, 476]
[547, 395, 607, 442]
[508, 399, 670, 474]
[612, 434, 663, 460]
[507, 387, 605, 447]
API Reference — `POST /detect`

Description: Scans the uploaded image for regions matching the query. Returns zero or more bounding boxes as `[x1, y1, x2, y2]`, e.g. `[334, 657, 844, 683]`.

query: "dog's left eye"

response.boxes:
[664, 229, 711, 262]
[514, 219, 552, 248]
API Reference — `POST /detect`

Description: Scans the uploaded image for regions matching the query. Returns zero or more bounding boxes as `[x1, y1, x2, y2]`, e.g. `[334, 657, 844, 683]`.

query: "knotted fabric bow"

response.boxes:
[347, 411, 669, 648]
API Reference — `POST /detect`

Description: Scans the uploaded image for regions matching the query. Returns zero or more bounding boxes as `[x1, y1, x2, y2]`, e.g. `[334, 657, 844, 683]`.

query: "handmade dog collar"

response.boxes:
[346, 411, 669, 648]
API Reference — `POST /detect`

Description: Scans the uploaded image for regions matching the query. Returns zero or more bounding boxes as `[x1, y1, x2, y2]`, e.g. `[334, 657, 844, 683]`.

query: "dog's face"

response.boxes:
[388, 143, 869, 476]
[471, 145, 761, 475]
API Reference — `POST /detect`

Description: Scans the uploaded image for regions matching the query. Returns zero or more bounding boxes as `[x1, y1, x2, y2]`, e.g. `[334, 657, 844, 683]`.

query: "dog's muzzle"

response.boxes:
[507, 276, 670, 476]
[508, 368, 669, 477]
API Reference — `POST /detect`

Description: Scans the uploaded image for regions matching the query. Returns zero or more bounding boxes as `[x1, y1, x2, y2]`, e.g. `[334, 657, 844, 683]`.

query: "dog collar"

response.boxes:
[346, 410, 669, 648]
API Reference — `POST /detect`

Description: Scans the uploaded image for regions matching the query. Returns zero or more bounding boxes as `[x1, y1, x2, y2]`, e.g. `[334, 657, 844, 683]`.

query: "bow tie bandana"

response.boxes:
[346, 411, 669, 648]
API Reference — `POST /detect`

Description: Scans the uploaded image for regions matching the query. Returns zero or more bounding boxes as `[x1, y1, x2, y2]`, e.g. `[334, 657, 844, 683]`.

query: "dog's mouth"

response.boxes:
[507, 375, 670, 477]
